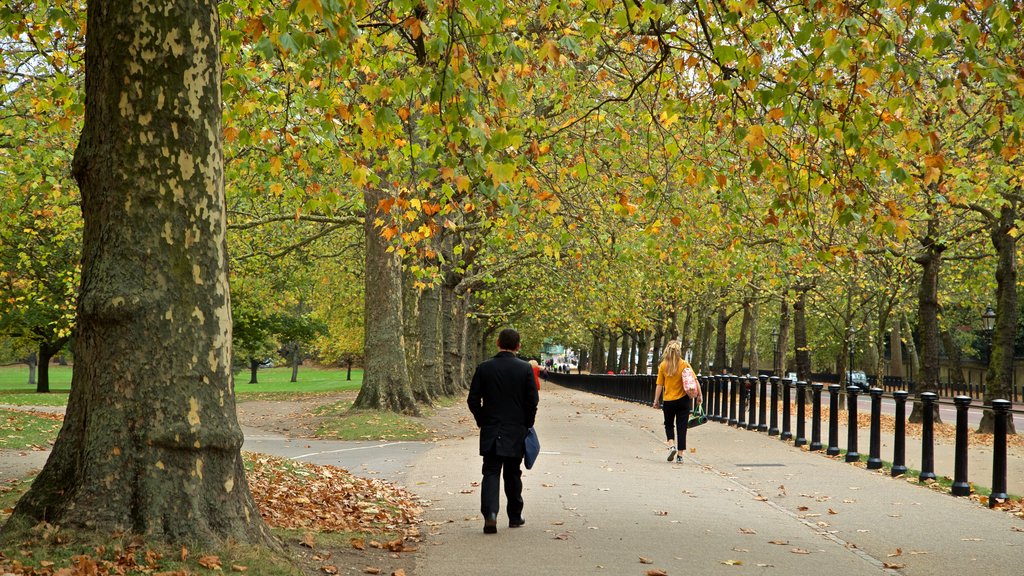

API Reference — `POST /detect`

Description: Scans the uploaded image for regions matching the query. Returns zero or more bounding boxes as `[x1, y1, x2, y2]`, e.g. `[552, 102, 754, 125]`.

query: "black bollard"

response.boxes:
[716, 375, 725, 422]
[919, 392, 937, 482]
[990, 399, 1011, 507]
[738, 375, 748, 429]
[867, 388, 883, 470]
[758, 375, 769, 432]
[826, 384, 841, 456]
[712, 375, 720, 420]
[781, 378, 793, 440]
[809, 383, 823, 451]
[891, 391, 908, 477]
[728, 374, 739, 427]
[768, 376, 780, 436]
[952, 395, 972, 497]
[794, 381, 807, 447]
[845, 385, 860, 462]
[746, 375, 758, 430]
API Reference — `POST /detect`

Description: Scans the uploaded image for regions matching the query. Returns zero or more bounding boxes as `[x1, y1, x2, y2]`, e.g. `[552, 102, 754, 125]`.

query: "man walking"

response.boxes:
[467, 328, 540, 534]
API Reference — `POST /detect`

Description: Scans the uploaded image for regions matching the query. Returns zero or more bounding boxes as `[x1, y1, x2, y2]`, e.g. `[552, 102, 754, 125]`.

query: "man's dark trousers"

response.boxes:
[481, 450, 524, 519]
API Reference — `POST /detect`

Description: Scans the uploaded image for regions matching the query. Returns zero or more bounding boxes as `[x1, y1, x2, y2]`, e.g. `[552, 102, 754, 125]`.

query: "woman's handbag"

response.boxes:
[524, 427, 540, 469]
[687, 403, 707, 428]
[682, 366, 701, 399]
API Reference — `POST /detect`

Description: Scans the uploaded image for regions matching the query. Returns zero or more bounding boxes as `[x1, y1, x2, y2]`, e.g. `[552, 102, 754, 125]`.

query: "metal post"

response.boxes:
[768, 376, 780, 436]
[827, 384, 841, 456]
[867, 388, 883, 469]
[780, 378, 792, 440]
[738, 375, 748, 428]
[919, 392, 937, 482]
[709, 375, 719, 421]
[794, 381, 807, 447]
[990, 399, 1011, 506]
[952, 395, 972, 496]
[728, 375, 739, 427]
[746, 375, 758, 430]
[809, 383, 823, 451]
[757, 374, 769, 432]
[891, 391, 908, 476]
[845, 385, 860, 462]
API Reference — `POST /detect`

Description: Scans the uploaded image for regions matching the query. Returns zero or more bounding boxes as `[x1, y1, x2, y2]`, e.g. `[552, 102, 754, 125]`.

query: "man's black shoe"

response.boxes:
[509, 517, 526, 528]
[483, 513, 498, 534]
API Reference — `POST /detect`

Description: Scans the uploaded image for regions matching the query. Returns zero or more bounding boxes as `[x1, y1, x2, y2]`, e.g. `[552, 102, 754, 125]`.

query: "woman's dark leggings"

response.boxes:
[662, 396, 692, 450]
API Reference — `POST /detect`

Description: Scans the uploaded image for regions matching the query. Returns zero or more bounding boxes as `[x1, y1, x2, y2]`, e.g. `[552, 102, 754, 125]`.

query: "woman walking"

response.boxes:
[652, 340, 699, 463]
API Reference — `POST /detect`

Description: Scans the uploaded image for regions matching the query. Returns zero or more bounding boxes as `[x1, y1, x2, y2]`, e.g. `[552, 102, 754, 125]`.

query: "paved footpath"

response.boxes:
[409, 384, 1024, 576]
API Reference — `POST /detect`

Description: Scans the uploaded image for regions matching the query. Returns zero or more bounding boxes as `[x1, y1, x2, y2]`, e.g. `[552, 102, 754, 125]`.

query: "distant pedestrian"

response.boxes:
[467, 328, 540, 534]
[653, 340, 697, 463]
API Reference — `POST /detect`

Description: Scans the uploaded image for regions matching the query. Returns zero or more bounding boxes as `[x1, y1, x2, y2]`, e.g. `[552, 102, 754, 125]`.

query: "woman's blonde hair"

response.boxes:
[662, 340, 683, 377]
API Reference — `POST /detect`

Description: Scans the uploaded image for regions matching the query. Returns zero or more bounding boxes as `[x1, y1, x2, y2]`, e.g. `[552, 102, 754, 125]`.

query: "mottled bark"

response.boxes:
[35, 339, 67, 394]
[417, 284, 445, 400]
[793, 288, 811, 382]
[402, 275, 431, 404]
[776, 295, 790, 376]
[6, 1, 276, 547]
[636, 329, 650, 375]
[606, 328, 618, 373]
[980, 204, 1018, 434]
[903, 315, 920, 381]
[713, 307, 729, 372]
[618, 330, 631, 373]
[748, 302, 760, 374]
[889, 316, 904, 377]
[940, 329, 966, 386]
[441, 280, 465, 392]
[590, 327, 606, 374]
[354, 184, 418, 414]
[26, 352, 37, 386]
[731, 300, 752, 375]
[289, 343, 300, 383]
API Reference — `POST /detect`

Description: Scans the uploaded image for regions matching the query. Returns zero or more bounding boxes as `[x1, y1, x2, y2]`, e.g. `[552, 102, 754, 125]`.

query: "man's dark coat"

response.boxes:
[467, 351, 540, 458]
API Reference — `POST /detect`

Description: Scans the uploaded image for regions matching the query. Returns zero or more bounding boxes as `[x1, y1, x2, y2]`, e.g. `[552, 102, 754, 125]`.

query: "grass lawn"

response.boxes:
[0, 365, 72, 406]
[0, 365, 362, 406]
[0, 409, 63, 450]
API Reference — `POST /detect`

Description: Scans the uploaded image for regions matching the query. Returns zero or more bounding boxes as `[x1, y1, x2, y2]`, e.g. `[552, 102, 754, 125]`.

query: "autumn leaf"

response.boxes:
[639, 556, 653, 564]
[739, 527, 756, 534]
[198, 555, 222, 569]
[721, 560, 743, 566]
[646, 570, 669, 576]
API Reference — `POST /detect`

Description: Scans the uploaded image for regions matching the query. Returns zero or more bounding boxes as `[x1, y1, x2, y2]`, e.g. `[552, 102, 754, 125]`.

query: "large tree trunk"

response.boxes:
[289, 343, 300, 383]
[696, 315, 713, 374]
[731, 300, 751, 375]
[441, 279, 466, 392]
[606, 328, 618, 373]
[590, 327, 606, 374]
[713, 307, 729, 372]
[903, 315, 920, 382]
[35, 340, 61, 394]
[680, 305, 693, 354]
[776, 294, 790, 376]
[248, 357, 259, 384]
[354, 184, 418, 414]
[793, 287, 811, 381]
[980, 204, 1018, 434]
[7, 0, 276, 546]
[748, 302, 760, 374]
[940, 328, 966, 387]
[618, 330, 631, 373]
[636, 329, 651, 375]
[889, 314, 904, 377]
[26, 352, 37, 386]
[418, 284, 446, 399]
[402, 275, 432, 404]
[909, 218, 944, 424]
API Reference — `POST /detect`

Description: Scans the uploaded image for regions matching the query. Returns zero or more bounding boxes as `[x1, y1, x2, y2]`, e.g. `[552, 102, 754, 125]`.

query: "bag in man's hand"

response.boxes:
[687, 403, 708, 428]
[524, 427, 541, 469]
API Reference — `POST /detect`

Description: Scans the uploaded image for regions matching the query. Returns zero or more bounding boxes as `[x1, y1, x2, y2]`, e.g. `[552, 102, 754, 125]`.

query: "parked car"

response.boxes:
[847, 370, 869, 390]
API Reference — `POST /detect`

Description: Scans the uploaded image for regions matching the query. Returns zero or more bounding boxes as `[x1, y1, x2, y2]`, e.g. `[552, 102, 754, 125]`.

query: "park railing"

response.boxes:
[542, 371, 1017, 507]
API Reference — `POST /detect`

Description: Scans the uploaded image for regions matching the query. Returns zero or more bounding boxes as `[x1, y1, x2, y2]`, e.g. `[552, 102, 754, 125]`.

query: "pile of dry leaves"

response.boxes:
[245, 452, 422, 535]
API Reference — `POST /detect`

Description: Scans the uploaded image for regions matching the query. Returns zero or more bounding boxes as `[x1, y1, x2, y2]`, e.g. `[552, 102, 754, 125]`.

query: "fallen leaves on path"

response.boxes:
[246, 452, 422, 536]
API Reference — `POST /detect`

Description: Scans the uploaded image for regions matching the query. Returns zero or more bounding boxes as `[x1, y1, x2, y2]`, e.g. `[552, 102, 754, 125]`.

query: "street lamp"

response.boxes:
[983, 305, 997, 331]
[771, 327, 779, 376]
[982, 305, 997, 364]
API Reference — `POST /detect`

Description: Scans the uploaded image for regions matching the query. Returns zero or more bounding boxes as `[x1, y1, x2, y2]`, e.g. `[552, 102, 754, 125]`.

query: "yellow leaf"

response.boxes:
[540, 40, 560, 62]
[269, 156, 283, 176]
[296, 0, 322, 15]
[744, 125, 766, 148]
